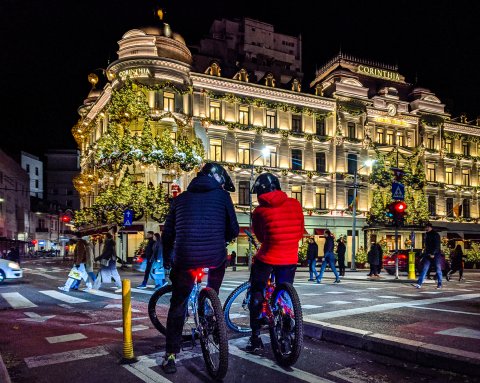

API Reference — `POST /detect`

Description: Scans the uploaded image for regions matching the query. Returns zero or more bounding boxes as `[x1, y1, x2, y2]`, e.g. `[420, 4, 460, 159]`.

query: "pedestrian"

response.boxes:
[7, 247, 20, 264]
[317, 230, 341, 283]
[230, 250, 237, 269]
[306, 237, 320, 282]
[375, 243, 383, 275]
[84, 236, 96, 284]
[59, 234, 92, 292]
[446, 244, 466, 282]
[337, 236, 346, 277]
[93, 233, 122, 291]
[367, 243, 380, 277]
[151, 232, 167, 289]
[137, 231, 155, 289]
[413, 223, 442, 289]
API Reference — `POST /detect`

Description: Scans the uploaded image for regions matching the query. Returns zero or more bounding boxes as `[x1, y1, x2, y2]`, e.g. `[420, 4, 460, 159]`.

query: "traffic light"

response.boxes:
[61, 215, 71, 223]
[388, 201, 407, 226]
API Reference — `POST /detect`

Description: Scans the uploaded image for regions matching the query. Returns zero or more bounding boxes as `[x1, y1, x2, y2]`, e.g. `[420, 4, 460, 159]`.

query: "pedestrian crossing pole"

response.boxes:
[121, 279, 137, 364]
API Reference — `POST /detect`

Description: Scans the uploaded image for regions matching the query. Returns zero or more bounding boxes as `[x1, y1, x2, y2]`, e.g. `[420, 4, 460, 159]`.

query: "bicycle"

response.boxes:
[148, 268, 229, 380]
[223, 230, 304, 367]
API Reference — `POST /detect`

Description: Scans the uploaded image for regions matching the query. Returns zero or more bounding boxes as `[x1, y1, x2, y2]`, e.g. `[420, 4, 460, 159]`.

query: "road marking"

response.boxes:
[46, 333, 87, 344]
[377, 296, 399, 299]
[86, 289, 122, 300]
[27, 272, 61, 280]
[302, 293, 321, 296]
[366, 287, 381, 290]
[420, 291, 442, 295]
[79, 316, 149, 326]
[308, 293, 480, 320]
[220, 287, 234, 291]
[104, 304, 141, 313]
[21, 312, 56, 323]
[409, 306, 480, 316]
[1, 292, 37, 309]
[329, 367, 387, 383]
[325, 291, 345, 294]
[58, 304, 74, 309]
[354, 298, 374, 302]
[229, 313, 248, 319]
[397, 294, 418, 297]
[302, 305, 322, 309]
[326, 301, 351, 305]
[39, 290, 89, 304]
[115, 324, 149, 333]
[131, 288, 155, 295]
[24, 346, 109, 368]
[435, 327, 480, 339]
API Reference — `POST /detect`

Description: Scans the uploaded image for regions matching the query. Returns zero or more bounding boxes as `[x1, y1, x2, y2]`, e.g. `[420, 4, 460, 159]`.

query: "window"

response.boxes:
[427, 135, 435, 150]
[209, 101, 221, 121]
[426, 164, 436, 182]
[462, 141, 470, 156]
[347, 122, 356, 139]
[347, 188, 355, 208]
[38, 218, 46, 229]
[428, 196, 436, 216]
[170, 131, 177, 145]
[209, 139, 222, 161]
[445, 167, 453, 184]
[292, 115, 302, 133]
[239, 106, 249, 125]
[316, 119, 326, 136]
[266, 111, 276, 129]
[162, 181, 172, 194]
[315, 187, 326, 209]
[238, 142, 250, 165]
[445, 139, 453, 153]
[462, 169, 470, 186]
[446, 198, 454, 217]
[291, 186, 302, 204]
[238, 181, 250, 205]
[463, 199, 470, 218]
[347, 154, 358, 175]
[397, 133, 404, 146]
[386, 131, 394, 145]
[35, 180, 39, 188]
[35, 167, 39, 176]
[26, 164, 30, 173]
[376, 129, 384, 144]
[316, 152, 326, 173]
[163, 92, 175, 112]
[264, 147, 277, 167]
[291, 149, 302, 170]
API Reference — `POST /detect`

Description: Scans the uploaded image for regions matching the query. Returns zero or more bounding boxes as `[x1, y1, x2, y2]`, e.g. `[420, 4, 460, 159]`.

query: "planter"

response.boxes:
[355, 262, 367, 269]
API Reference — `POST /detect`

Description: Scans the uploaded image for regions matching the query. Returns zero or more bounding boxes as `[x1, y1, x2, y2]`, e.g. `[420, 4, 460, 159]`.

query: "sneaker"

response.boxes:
[459, 278, 465, 282]
[136, 284, 147, 289]
[316, 278, 321, 284]
[114, 288, 122, 293]
[411, 284, 421, 289]
[162, 354, 177, 374]
[446, 272, 451, 282]
[58, 286, 69, 292]
[245, 336, 264, 353]
[436, 285, 442, 289]
[308, 279, 314, 282]
[334, 279, 341, 283]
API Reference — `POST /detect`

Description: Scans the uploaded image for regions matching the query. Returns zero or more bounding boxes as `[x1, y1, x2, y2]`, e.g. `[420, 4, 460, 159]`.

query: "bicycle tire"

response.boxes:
[198, 287, 229, 380]
[148, 284, 197, 341]
[222, 281, 252, 334]
[268, 282, 303, 367]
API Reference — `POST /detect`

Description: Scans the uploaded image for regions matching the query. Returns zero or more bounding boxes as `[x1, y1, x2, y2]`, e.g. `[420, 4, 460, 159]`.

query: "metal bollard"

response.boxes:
[408, 251, 416, 280]
[121, 279, 137, 364]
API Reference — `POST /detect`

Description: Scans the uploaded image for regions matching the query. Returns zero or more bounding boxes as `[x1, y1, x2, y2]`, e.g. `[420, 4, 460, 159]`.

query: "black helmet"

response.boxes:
[201, 162, 235, 192]
[251, 173, 281, 197]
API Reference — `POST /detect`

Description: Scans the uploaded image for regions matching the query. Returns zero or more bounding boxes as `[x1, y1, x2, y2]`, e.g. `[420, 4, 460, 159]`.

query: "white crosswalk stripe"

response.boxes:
[1, 292, 37, 309]
[39, 290, 89, 304]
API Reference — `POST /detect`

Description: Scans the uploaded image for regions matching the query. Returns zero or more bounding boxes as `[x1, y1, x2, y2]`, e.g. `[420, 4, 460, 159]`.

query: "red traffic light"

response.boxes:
[393, 201, 407, 213]
[61, 215, 71, 223]
[32, 239, 38, 245]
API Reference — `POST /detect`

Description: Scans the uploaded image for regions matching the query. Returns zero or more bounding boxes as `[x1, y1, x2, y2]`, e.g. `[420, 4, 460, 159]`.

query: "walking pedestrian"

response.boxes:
[306, 237, 320, 282]
[317, 230, 341, 283]
[84, 236, 96, 284]
[7, 247, 20, 265]
[230, 250, 237, 269]
[413, 223, 442, 289]
[375, 243, 384, 275]
[151, 232, 167, 289]
[446, 244, 466, 282]
[137, 231, 155, 289]
[367, 243, 380, 277]
[93, 233, 122, 291]
[337, 236, 346, 277]
[59, 234, 92, 292]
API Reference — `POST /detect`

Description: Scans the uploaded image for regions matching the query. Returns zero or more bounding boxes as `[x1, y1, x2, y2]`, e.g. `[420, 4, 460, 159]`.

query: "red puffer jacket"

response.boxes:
[252, 190, 304, 265]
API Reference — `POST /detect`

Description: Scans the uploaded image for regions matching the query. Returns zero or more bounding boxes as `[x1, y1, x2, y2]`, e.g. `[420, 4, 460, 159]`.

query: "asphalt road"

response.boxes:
[0, 259, 478, 383]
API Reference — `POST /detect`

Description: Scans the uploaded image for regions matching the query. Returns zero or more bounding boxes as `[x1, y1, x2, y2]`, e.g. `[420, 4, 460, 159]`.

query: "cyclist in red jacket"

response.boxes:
[246, 173, 304, 352]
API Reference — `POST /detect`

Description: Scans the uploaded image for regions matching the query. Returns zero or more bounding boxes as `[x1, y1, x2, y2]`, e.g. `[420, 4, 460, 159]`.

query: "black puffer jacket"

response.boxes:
[162, 174, 239, 270]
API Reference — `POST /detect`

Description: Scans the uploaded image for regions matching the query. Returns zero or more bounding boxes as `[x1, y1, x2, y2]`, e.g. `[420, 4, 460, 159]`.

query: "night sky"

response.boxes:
[2, 0, 479, 158]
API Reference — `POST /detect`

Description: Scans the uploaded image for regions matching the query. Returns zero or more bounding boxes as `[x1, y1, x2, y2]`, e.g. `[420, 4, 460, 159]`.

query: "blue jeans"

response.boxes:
[308, 259, 320, 280]
[318, 252, 340, 281]
[417, 256, 442, 287]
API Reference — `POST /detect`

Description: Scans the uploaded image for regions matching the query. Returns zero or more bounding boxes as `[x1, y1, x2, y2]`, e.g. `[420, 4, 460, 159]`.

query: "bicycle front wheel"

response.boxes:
[148, 284, 197, 341]
[199, 287, 229, 380]
[268, 282, 303, 367]
[223, 281, 252, 334]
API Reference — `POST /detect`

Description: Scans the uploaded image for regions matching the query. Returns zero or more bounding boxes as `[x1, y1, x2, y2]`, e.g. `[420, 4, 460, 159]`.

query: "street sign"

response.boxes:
[391, 182, 405, 200]
[123, 209, 133, 226]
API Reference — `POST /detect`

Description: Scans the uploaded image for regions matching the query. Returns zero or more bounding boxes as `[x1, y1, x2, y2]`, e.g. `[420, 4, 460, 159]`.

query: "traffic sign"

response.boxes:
[391, 182, 405, 200]
[123, 209, 133, 226]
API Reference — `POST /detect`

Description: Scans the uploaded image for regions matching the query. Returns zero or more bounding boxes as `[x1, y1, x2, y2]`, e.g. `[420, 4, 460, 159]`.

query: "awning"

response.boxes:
[119, 224, 144, 233]
[314, 228, 325, 235]
[447, 232, 463, 240]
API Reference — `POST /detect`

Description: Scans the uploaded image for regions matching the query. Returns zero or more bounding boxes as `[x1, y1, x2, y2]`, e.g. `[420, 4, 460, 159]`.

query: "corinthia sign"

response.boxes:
[119, 68, 152, 80]
[357, 65, 401, 82]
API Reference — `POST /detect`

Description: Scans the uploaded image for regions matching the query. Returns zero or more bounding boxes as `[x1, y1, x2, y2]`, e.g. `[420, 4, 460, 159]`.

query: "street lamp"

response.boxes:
[351, 159, 375, 271]
[248, 147, 270, 268]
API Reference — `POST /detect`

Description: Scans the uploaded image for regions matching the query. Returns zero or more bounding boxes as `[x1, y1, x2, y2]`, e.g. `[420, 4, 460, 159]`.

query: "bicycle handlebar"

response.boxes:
[244, 229, 259, 250]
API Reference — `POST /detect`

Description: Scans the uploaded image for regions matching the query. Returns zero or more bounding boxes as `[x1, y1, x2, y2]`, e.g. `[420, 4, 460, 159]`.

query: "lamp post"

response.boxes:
[248, 147, 270, 269]
[351, 159, 375, 271]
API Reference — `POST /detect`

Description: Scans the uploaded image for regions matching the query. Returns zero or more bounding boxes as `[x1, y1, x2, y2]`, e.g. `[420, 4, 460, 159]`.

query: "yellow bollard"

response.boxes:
[408, 251, 416, 280]
[121, 279, 137, 364]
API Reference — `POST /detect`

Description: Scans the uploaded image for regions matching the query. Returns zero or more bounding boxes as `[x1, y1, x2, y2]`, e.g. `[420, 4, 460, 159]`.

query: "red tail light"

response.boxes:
[136, 257, 144, 263]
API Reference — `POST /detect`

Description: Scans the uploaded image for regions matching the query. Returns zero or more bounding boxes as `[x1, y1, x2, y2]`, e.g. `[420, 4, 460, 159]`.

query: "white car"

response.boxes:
[0, 259, 23, 283]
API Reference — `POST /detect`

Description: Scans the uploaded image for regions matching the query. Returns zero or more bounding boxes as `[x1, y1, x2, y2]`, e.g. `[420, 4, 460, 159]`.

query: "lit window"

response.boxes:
[209, 139, 222, 161]
[463, 141, 470, 156]
[292, 115, 302, 133]
[291, 185, 302, 204]
[315, 187, 326, 209]
[347, 122, 356, 139]
[209, 101, 221, 121]
[397, 133, 404, 146]
[238, 142, 250, 165]
[445, 167, 453, 184]
[264, 147, 277, 167]
[239, 106, 249, 125]
[266, 111, 276, 129]
[163, 92, 175, 112]
[238, 181, 250, 205]
[426, 164, 436, 182]
[376, 129, 384, 144]
[445, 139, 453, 153]
[386, 131, 394, 145]
[291, 149, 302, 170]
[170, 131, 176, 144]
[462, 169, 470, 186]
[427, 135, 435, 150]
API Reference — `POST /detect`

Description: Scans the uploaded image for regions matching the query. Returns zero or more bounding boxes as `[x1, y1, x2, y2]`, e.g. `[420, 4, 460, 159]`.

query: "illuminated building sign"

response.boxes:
[374, 116, 410, 127]
[357, 65, 401, 82]
[119, 68, 152, 80]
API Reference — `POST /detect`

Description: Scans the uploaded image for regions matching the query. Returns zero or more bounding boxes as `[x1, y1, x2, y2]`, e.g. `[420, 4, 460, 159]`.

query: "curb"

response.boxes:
[303, 319, 480, 376]
[0, 352, 12, 383]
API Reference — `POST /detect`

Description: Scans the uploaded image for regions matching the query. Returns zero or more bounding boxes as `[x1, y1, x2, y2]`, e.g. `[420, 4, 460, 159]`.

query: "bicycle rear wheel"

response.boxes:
[268, 282, 303, 367]
[199, 287, 229, 380]
[148, 284, 197, 341]
[223, 281, 252, 334]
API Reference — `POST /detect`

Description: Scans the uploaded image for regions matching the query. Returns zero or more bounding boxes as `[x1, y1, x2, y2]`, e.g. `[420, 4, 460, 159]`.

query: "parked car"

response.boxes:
[0, 259, 23, 284]
[383, 249, 449, 276]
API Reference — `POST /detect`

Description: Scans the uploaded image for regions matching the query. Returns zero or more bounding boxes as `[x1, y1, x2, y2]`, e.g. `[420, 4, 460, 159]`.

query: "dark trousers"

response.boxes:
[369, 264, 378, 276]
[142, 259, 154, 285]
[165, 263, 226, 354]
[249, 260, 296, 336]
[449, 262, 464, 279]
[338, 255, 345, 276]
